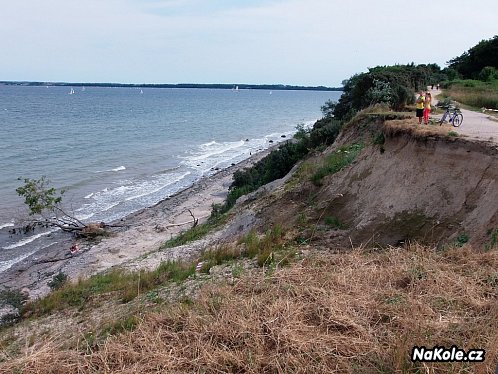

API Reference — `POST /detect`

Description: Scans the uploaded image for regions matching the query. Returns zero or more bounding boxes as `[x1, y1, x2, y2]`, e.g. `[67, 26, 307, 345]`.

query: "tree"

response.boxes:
[447, 35, 498, 79]
[320, 100, 337, 118]
[16, 176, 110, 237]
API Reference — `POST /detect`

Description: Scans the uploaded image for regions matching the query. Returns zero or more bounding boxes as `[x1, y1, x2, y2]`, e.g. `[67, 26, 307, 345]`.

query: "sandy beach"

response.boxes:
[0, 144, 280, 299]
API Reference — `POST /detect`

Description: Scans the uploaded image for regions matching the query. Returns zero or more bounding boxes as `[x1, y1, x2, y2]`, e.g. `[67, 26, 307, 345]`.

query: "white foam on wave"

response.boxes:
[95, 166, 126, 173]
[75, 170, 192, 222]
[188, 140, 246, 162]
[2, 229, 58, 250]
[0, 242, 58, 273]
[84, 192, 94, 199]
[0, 222, 15, 230]
[124, 171, 191, 202]
[181, 126, 305, 174]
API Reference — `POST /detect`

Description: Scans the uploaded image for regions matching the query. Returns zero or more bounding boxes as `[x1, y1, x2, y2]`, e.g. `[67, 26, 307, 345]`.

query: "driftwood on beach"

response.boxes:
[14, 176, 124, 238]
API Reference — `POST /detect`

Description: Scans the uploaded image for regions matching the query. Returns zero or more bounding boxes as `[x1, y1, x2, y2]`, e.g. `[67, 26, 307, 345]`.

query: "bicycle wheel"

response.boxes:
[452, 113, 463, 127]
[439, 112, 447, 126]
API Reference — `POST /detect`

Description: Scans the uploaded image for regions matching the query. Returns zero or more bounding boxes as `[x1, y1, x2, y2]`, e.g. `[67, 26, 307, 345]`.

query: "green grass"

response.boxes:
[23, 260, 196, 317]
[324, 216, 345, 229]
[485, 227, 498, 250]
[442, 79, 498, 109]
[200, 245, 243, 274]
[311, 143, 364, 186]
[447, 131, 459, 137]
[162, 213, 229, 248]
[199, 226, 295, 274]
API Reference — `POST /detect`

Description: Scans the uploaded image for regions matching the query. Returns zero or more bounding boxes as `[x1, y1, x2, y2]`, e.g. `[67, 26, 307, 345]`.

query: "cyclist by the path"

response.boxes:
[429, 87, 498, 144]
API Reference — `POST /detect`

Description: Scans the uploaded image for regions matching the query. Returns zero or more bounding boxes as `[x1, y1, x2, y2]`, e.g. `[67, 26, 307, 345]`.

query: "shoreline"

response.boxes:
[0, 142, 282, 299]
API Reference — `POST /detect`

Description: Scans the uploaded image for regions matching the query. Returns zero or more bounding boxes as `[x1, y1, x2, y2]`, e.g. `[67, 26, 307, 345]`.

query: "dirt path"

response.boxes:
[429, 88, 498, 143]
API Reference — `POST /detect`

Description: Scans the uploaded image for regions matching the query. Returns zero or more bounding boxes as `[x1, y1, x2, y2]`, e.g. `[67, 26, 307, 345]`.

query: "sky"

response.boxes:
[1, 0, 497, 87]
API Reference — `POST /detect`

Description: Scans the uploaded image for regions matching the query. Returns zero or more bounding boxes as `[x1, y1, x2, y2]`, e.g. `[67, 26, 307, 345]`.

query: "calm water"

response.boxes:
[0, 85, 340, 272]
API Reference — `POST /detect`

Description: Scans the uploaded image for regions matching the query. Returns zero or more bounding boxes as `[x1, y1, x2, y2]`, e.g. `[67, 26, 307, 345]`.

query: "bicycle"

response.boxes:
[439, 106, 463, 127]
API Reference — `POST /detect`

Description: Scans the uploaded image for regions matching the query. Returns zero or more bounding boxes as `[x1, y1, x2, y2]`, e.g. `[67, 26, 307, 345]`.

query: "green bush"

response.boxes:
[48, 272, 68, 290]
[479, 66, 498, 82]
[448, 35, 498, 79]
[333, 64, 442, 120]
[0, 289, 28, 310]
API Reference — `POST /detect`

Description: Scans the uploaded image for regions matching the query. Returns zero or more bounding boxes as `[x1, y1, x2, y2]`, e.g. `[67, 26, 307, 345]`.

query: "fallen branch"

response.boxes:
[187, 209, 199, 228]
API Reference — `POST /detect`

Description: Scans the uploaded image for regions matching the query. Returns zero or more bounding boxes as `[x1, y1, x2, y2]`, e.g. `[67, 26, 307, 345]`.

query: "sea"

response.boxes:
[0, 85, 341, 273]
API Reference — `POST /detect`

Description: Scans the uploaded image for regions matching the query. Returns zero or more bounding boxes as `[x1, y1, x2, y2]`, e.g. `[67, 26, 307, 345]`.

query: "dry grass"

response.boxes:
[443, 82, 498, 110]
[2, 244, 498, 373]
[383, 119, 461, 139]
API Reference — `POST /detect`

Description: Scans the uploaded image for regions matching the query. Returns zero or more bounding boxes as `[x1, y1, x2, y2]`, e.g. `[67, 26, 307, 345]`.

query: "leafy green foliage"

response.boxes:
[218, 141, 310, 213]
[213, 118, 344, 217]
[0, 289, 28, 310]
[320, 100, 337, 118]
[478, 66, 498, 82]
[455, 234, 469, 247]
[448, 35, 498, 79]
[48, 272, 69, 290]
[309, 118, 343, 148]
[333, 64, 442, 120]
[16, 176, 64, 216]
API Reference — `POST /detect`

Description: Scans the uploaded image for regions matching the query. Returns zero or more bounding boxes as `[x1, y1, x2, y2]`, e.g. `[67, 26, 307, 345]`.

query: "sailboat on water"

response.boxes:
[68, 87, 75, 95]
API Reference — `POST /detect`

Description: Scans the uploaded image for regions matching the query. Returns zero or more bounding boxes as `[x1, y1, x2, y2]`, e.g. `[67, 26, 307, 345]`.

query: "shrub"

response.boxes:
[479, 66, 498, 82]
[48, 272, 69, 290]
[0, 289, 28, 310]
[333, 64, 442, 120]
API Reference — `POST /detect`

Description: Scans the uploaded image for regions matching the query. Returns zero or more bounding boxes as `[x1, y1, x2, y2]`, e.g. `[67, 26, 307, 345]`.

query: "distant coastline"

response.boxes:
[0, 81, 342, 91]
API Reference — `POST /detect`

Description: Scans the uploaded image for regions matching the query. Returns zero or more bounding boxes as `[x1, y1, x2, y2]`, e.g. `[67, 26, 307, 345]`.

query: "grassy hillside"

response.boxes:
[2, 244, 497, 373]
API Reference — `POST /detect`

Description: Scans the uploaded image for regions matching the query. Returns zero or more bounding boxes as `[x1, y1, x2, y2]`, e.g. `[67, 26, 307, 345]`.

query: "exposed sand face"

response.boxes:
[0, 146, 278, 299]
[430, 88, 498, 143]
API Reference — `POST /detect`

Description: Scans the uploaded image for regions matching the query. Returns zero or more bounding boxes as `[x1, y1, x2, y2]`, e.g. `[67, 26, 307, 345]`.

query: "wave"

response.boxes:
[180, 127, 303, 174]
[0, 242, 58, 273]
[75, 170, 193, 222]
[95, 166, 126, 173]
[124, 171, 191, 202]
[2, 229, 58, 251]
[188, 140, 246, 162]
[0, 222, 15, 230]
